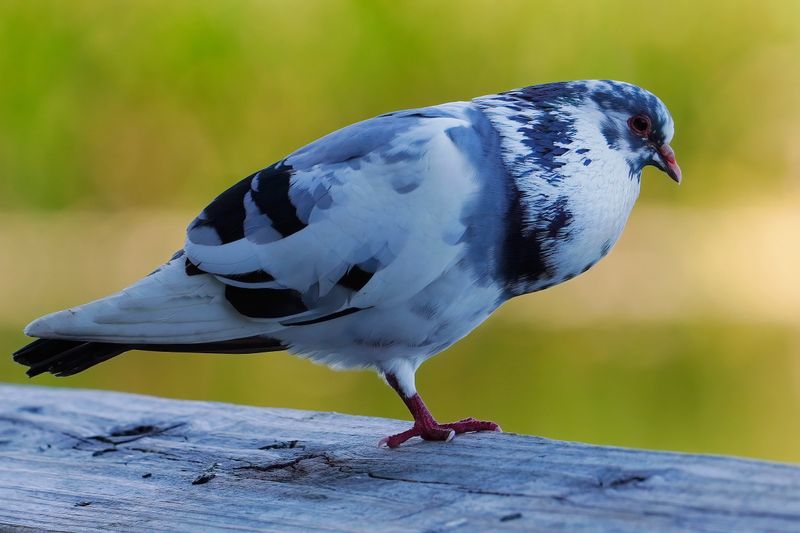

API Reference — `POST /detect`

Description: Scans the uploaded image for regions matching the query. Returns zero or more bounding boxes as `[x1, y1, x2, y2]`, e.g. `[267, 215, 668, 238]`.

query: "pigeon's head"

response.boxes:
[582, 80, 681, 183]
[481, 80, 681, 184]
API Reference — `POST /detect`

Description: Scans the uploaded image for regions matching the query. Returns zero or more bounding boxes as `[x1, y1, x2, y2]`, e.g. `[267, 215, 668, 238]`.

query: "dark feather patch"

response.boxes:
[188, 173, 256, 245]
[133, 337, 285, 354]
[337, 266, 374, 291]
[218, 270, 275, 283]
[500, 187, 550, 293]
[225, 285, 308, 318]
[14, 339, 127, 377]
[251, 163, 307, 237]
[499, 84, 582, 181]
[185, 258, 204, 276]
[545, 196, 573, 239]
[281, 307, 364, 326]
[13, 338, 84, 366]
[13, 337, 286, 378]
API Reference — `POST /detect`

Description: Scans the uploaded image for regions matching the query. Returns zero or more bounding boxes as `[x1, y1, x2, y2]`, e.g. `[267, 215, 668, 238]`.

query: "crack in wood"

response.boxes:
[367, 471, 538, 499]
[231, 452, 344, 483]
[499, 512, 522, 522]
[258, 440, 302, 450]
[192, 463, 220, 485]
[89, 422, 187, 445]
[91, 447, 118, 457]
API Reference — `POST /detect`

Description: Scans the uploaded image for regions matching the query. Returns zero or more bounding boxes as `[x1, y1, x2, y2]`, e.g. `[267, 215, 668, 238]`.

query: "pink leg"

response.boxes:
[378, 373, 502, 448]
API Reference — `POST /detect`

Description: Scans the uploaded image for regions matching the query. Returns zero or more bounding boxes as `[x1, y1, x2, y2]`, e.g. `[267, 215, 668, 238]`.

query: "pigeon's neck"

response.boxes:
[473, 93, 641, 297]
[472, 91, 589, 184]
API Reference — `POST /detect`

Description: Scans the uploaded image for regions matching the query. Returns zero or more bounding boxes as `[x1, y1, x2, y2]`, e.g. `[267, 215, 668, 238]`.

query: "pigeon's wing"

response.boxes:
[184, 104, 482, 325]
[23, 103, 487, 346]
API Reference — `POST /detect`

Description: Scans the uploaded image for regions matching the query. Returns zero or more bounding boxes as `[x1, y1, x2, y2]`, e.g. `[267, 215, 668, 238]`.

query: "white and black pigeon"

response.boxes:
[14, 80, 680, 447]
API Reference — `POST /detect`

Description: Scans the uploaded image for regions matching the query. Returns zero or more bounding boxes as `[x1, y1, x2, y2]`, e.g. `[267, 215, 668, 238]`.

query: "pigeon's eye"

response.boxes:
[628, 114, 652, 137]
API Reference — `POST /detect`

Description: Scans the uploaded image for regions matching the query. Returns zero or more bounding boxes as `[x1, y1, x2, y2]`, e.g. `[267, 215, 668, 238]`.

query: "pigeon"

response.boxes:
[13, 80, 680, 448]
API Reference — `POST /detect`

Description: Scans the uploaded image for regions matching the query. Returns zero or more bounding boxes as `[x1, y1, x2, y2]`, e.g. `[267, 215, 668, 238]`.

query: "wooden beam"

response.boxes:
[1, 384, 798, 531]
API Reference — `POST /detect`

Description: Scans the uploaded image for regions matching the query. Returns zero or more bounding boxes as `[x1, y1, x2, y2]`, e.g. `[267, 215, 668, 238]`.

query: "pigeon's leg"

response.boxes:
[378, 371, 501, 448]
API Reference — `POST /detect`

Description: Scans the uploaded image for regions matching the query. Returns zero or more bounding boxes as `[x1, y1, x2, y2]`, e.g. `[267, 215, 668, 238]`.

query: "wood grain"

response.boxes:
[1, 384, 798, 532]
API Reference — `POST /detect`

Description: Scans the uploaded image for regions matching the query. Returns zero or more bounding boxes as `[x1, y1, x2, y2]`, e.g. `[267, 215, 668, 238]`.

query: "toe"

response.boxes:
[379, 427, 419, 448]
[441, 418, 502, 434]
[420, 426, 457, 442]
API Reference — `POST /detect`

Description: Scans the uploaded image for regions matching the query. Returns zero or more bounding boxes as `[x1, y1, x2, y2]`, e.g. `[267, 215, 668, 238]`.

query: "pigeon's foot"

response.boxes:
[379, 417, 501, 448]
[380, 372, 502, 448]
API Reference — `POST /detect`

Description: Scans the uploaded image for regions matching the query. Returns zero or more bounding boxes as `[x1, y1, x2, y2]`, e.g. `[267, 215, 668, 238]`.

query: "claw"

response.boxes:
[380, 419, 499, 448]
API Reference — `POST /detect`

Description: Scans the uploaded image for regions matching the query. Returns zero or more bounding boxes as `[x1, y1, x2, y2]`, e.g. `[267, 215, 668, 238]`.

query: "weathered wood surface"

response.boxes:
[0, 384, 798, 532]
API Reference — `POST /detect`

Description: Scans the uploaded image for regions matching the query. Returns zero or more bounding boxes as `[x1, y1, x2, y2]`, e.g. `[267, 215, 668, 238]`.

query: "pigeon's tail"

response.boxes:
[13, 339, 129, 377]
[15, 253, 288, 377]
[22, 255, 281, 345]
[13, 337, 286, 377]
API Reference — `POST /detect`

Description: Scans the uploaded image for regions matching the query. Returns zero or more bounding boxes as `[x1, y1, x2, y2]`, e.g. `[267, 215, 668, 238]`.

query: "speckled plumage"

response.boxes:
[16, 80, 680, 445]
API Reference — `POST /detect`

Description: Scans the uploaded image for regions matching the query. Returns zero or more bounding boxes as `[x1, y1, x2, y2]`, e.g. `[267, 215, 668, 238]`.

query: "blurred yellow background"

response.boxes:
[1, 1, 799, 462]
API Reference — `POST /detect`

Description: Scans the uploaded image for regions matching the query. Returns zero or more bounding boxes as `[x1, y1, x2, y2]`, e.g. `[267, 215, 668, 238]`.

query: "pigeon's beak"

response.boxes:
[658, 144, 682, 184]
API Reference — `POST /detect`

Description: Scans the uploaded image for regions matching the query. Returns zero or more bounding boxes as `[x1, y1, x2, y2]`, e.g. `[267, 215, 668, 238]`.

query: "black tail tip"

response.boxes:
[12, 338, 127, 377]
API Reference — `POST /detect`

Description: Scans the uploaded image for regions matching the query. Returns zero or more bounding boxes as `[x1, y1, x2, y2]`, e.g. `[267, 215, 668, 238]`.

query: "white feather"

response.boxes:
[24, 259, 275, 344]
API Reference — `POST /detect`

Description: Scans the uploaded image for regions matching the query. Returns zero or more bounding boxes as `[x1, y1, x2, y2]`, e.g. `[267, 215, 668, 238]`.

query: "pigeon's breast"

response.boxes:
[502, 149, 641, 295]
[542, 163, 639, 287]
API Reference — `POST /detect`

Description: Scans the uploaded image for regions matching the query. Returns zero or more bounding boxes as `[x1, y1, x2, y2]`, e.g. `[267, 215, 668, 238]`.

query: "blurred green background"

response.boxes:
[1, 1, 799, 462]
